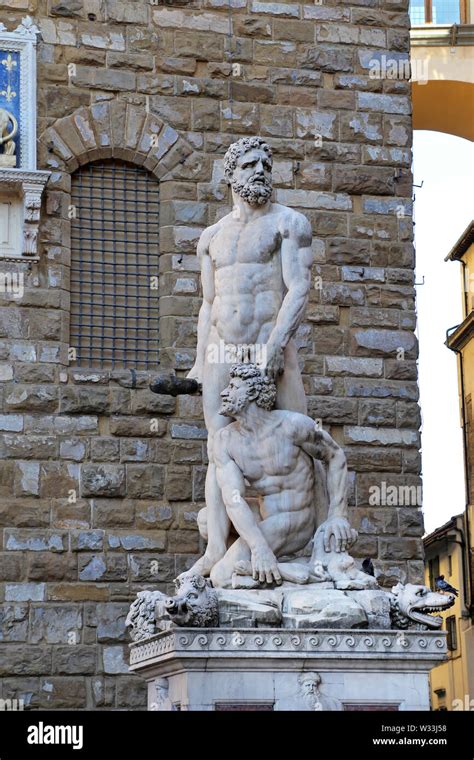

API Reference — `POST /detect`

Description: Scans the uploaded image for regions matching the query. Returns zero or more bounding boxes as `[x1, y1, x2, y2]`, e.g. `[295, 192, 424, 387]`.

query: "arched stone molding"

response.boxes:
[38, 101, 198, 178]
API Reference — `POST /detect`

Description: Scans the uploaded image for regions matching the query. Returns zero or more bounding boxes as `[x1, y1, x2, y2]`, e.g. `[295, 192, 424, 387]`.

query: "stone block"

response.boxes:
[135, 503, 173, 530]
[344, 426, 418, 447]
[220, 101, 259, 134]
[259, 105, 293, 138]
[107, 531, 166, 552]
[78, 553, 127, 582]
[0, 604, 29, 642]
[379, 538, 423, 561]
[81, 465, 126, 497]
[5, 584, 45, 602]
[321, 283, 365, 307]
[351, 507, 398, 536]
[126, 465, 165, 499]
[70, 530, 104, 551]
[174, 31, 224, 60]
[0, 415, 23, 432]
[165, 467, 193, 501]
[344, 377, 418, 401]
[340, 112, 383, 144]
[171, 423, 207, 440]
[308, 397, 358, 424]
[0, 554, 23, 581]
[351, 329, 417, 358]
[298, 45, 353, 73]
[333, 166, 395, 195]
[167, 529, 200, 553]
[13, 462, 40, 496]
[129, 554, 175, 583]
[130, 391, 175, 415]
[60, 387, 109, 414]
[102, 645, 129, 674]
[5, 530, 67, 552]
[0, 646, 52, 677]
[358, 92, 411, 115]
[30, 606, 82, 644]
[115, 677, 147, 709]
[296, 109, 337, 140]
[398, 508, 424, 537]
[59, 438, 87, 461]
[106, 0, 148, 24]
[326, 357, 383, 377]
[93, 499, 135, 528]
[359, 400, 396, 426]
[4, 385, 58, 412]
[40, 462, 80, 498]
[110, 417, 167, 437]
[39, 677, 87, 709]
[52, 646, 97, 675]
[27, 552, 77, 582]
[95, 603, 130, 642]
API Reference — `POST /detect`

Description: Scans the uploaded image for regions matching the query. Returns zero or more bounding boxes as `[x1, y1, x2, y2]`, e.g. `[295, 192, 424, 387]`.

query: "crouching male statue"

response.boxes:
[203, 363, 362, 589]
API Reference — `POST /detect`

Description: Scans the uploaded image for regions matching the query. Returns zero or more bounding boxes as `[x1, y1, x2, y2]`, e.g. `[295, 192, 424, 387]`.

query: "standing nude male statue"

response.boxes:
[186, 136, 315, 577]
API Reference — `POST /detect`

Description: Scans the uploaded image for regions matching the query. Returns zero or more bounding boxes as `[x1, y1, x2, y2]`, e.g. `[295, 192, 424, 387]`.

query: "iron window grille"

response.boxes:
[70, 160, 160, 370]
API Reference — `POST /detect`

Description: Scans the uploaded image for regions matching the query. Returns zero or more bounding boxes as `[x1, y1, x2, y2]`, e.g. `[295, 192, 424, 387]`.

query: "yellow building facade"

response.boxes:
[409, 1, 473, 708]
[424, 222, 474, 711]
[424, 515, 474, 710]
[410, 1, 474, 140]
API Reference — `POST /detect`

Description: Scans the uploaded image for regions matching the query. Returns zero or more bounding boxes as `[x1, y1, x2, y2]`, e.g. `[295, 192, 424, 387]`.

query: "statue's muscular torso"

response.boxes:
[205, 202, 305, 346]
[220, 412, 316, 519]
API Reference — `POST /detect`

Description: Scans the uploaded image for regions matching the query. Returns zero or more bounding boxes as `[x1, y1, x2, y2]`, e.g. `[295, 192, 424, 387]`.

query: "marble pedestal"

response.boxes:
[0, 156, 16, 167]
[129, 628, 447, 711]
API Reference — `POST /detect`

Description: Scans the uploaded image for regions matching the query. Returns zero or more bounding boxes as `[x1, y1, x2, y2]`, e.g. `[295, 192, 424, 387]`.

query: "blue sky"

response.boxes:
[413, 130, 474, 534]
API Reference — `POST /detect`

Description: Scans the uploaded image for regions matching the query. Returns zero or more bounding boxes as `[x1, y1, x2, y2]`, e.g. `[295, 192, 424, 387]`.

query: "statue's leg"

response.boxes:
[196, 507, 208, 540]
[276, 341, 330, 532]
[210, 507, 316, 588]
[259, 508, 316, 556]
[275, 340, 307, 414]
[188, 358, 232, 577]
[210, 537, 252, 588]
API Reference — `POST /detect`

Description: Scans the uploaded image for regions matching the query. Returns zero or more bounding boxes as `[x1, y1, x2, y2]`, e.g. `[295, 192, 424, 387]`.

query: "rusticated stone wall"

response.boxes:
[0, 0, 423, 709]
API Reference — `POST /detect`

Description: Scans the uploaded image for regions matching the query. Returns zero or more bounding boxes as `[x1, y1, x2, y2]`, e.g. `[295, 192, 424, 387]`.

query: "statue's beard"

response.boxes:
[219, 396, 248, 417]
[231, 176, 272, 206]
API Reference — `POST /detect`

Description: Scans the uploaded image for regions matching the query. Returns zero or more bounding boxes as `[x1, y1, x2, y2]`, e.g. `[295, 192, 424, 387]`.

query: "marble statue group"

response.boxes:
[127, 137, 455, 639]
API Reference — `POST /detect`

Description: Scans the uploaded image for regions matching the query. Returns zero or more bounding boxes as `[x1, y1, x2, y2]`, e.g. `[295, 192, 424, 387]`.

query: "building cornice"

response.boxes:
[411, 23, 474, 46]
[446, 312, 474, 351]
[445, 220, 474, 262]
[423, 514, 463, 548]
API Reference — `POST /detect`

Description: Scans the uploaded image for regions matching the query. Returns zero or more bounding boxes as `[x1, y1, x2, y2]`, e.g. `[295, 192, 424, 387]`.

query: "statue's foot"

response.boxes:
[277, 562, 311, 584]
[234, 560, 252, 576]
[188, 550, 225, 577]
[326, 553, 379, 590]
[235, 560, 313, 585]
[231, 573, 260, 590]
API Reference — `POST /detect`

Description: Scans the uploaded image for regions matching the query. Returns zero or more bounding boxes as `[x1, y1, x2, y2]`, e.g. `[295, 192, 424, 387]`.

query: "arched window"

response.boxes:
[70, 160, 160, 369]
